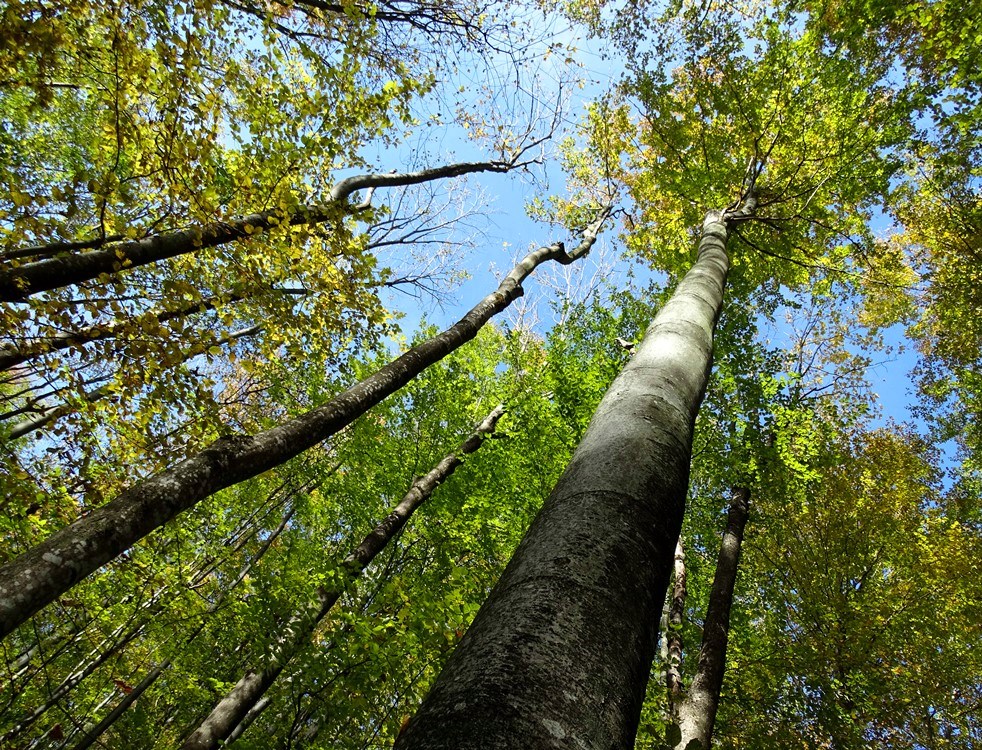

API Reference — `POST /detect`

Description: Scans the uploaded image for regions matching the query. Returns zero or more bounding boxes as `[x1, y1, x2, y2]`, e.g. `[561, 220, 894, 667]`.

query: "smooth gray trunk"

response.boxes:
[394, 205, 747, 750]
[0, 208, 610, 639]
[180, 405, 506, 750]
[0, 160, 516, 300]
[674, 486, 750, 750]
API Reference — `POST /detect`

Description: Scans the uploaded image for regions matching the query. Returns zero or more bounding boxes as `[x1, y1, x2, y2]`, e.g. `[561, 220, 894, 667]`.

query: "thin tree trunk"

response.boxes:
[224, 697, 271, 745]
[667, 538, 687, 720]
[180, 404, 507, 750]
[0, 160, 517, 301]
[66, 505, 295, 750]
[6, 325, 261, 440]
[0, 289, 291, 371]
[2, 619, 145, 743]
[394, 199, 754, 750]
[674, 486, 750, 750]
[0, 205, 610, 639]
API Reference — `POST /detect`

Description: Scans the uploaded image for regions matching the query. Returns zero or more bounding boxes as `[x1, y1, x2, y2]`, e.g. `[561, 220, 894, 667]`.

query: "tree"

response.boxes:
[0, 206, 612, 638]
[181, 403, 506, 750]
[394, 197, 755, 749]
[2, 0, 980, 748]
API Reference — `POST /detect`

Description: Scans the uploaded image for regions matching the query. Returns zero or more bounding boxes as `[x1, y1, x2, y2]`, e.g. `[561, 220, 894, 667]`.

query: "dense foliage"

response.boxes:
[1, 0, 979, 748]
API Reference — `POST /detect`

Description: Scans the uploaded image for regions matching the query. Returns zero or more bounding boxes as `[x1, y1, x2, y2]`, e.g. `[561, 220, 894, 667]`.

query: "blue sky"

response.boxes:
[351, 14, 934, 447]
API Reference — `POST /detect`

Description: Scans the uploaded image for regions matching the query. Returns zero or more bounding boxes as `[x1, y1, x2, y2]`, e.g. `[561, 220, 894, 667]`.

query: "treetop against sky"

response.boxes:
[0, 0, 979, 748]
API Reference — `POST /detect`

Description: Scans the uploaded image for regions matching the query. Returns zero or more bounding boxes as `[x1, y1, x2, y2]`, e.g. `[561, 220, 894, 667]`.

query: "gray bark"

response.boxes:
[666, 538, 686, 720]
[225, 697, 271, 744]
[0, 206, 609, 638]
[0, 159, 516, 301]
[180, 405, 506, 750]
[674, 486, 750, 750]
[393, 204, 751, 750]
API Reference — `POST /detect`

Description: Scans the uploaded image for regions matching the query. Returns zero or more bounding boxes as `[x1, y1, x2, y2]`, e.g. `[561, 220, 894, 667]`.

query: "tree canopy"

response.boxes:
[1, 0, 980, 748]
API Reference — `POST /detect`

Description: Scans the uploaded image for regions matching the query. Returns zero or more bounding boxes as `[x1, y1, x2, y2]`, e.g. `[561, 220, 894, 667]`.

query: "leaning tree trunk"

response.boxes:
[674, 486, 750, 750]
[394, 200, 754, 750]
[180, 405, 506, 750]
[0, 160, 515, 301]
[0, 205, 610, 639]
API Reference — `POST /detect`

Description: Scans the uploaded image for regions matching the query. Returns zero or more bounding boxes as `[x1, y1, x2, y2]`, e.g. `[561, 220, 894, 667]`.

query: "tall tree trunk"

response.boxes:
[0, 160, 516, 301]
[674, 486, 750, 750]
[667, 538, 687, 721]
[394, 200, 753, 750]
[0, 205, 609, 638]
[180, 404, 506, 750]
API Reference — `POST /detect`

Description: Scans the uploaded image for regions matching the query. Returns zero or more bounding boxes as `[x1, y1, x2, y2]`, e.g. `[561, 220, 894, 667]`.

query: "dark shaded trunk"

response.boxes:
[667, 538, 686, 720]
[394, 203, 751, 750]
[180, 405, 506, 750]
[0, 159, 515, 301]
[0, 206, 609, 639]
[674, 486, 750, 750]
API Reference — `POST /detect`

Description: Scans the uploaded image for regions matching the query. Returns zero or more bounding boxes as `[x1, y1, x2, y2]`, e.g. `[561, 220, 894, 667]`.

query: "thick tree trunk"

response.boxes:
[674, 486, 750, 750]
[0, 160, 517, 301]
[0, 206, 609, 639]
[180, 405, 506, 750]
[394, 204, 749, 750]
[667, 538, 687, 720]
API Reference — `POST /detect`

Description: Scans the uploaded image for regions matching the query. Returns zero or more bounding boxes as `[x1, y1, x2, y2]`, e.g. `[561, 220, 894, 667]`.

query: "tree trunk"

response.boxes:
[667, 538, 687, 720]
[66, 505, 295, 750]
[0, 206, 609, 638]
[0, 160, 516, 301]
[180, 404, 506, 750]
[394, 202, 751, 750]
[674, 486, 750, 750]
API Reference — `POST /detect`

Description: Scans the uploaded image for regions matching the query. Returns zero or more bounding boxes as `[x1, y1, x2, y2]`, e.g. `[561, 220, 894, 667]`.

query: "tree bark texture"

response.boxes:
[667, 538, 687, 720]
[180, 405, 506, 750]
[0, 206, 608, 639]
[394, 208, 737, 750]
[0, 159, 515, 301]
[675, 486, 750, 750]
